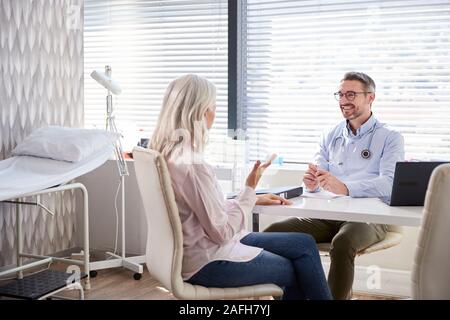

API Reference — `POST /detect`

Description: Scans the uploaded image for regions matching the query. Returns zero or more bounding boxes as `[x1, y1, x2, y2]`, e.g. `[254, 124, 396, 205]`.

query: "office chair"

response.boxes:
[412, 163, 450, 299]
[132, 147, 283, 300]
[316, 225, 402, 299]
[317, 225, 403, 256]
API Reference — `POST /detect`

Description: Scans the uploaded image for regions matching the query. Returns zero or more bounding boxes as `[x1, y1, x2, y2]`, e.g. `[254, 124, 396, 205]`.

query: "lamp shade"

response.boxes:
[90, 69, 122, 95]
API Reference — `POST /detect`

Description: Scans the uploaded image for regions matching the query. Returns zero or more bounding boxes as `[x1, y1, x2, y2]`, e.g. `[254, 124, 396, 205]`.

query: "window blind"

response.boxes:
[84, 0, 228, 156]
[243, 0, 450, 163]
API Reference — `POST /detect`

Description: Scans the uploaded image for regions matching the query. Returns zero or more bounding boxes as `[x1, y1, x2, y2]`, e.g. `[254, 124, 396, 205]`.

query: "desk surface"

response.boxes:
[253, 196, 423, 227]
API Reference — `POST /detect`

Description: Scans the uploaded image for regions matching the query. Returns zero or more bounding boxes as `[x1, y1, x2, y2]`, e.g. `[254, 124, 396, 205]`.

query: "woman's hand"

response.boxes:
[256, 194, 292, 205]
[245, 155, 276, 189]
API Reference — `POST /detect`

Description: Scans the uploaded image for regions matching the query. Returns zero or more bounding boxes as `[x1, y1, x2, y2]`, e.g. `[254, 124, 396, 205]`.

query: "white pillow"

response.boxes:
[12, 126, 120, 162]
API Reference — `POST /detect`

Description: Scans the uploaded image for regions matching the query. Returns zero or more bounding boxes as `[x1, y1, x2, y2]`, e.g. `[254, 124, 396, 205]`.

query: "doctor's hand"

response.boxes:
[303, 163, 319, 191]
[316, 169, 349, 195]
[245, 155, 275, 189]
[256, 194, 292, 206]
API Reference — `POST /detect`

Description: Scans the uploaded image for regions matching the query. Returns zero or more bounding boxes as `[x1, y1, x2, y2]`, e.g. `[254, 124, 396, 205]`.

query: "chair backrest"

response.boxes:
[132, 147, 184, 294]
[133, 147, 284, 300]
[412, 163, 450, 299]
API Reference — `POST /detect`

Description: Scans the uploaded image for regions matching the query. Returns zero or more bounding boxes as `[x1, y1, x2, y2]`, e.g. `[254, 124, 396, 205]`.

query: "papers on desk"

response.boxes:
[301, 190, 346, 200]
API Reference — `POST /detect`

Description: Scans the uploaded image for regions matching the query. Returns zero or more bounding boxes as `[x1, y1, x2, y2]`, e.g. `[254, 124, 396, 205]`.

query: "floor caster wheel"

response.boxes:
[133, 273, 142, 280]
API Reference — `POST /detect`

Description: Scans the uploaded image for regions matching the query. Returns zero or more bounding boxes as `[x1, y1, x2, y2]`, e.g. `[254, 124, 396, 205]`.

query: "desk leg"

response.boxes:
[252, 213, 259, 232]
[16, 203, 23, 279]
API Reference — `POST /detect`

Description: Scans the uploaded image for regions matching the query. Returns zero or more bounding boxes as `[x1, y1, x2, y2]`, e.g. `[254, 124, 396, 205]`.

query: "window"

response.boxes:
[242, 0, 450, 163]
[84, 0, 228, 156]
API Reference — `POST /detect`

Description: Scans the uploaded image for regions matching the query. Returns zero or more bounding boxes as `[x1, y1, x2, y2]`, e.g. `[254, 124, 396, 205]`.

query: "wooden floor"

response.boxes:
[0, 259, 399, 300]
[57, 265, 398, 300]
[58, 265, 176, 300]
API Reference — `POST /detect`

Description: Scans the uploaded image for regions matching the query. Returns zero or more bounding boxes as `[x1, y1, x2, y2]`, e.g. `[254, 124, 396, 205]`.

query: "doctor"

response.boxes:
[265, 72, 405, 299]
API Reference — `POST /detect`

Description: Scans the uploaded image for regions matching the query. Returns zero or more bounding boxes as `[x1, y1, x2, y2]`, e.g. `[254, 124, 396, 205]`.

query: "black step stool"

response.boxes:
[0, 269, 86, 300]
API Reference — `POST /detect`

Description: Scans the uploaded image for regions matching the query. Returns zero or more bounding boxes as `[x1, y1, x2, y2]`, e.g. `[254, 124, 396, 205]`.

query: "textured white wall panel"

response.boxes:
[0, 0, 83, 266]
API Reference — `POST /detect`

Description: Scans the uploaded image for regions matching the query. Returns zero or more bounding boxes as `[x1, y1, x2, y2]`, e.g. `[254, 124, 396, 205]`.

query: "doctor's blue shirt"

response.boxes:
[313, 115, 404, 198]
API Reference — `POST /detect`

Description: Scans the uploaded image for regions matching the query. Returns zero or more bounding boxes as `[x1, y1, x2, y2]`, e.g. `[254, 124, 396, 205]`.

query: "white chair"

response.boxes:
[132, 147, 283, 300]
[412, 163, 450, 300]
[317, 225, 403, 256]
[316, 225, 403, 299]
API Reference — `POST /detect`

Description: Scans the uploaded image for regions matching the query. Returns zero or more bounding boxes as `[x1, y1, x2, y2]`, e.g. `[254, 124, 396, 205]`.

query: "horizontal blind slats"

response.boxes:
[244, 0, 450, 162]
[85, 0, 228, 162]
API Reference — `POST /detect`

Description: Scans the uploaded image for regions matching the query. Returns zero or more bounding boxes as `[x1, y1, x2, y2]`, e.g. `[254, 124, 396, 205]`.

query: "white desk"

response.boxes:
[252, 196, 423, 231]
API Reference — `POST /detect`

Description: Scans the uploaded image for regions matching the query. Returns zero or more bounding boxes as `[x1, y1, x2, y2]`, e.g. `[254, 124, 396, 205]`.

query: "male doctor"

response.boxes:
[265, 72, 404, 299]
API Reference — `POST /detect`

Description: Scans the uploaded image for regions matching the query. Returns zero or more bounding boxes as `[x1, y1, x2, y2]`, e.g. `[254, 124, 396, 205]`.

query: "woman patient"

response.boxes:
[150, 74, 332, 300]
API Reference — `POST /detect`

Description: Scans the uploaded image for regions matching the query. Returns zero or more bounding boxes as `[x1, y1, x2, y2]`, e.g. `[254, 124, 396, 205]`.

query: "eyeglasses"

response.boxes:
[334, 91, 372, 101]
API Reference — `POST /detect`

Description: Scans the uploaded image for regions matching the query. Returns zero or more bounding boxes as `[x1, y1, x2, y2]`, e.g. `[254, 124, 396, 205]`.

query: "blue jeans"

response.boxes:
[187, 232, 332, 300]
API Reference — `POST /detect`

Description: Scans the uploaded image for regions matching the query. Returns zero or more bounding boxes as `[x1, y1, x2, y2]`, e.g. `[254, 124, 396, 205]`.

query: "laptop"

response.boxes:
[381, 161, 448, 206]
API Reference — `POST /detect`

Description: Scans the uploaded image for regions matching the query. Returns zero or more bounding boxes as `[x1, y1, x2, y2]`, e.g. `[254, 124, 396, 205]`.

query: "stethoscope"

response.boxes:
[331, 123, 380, 165]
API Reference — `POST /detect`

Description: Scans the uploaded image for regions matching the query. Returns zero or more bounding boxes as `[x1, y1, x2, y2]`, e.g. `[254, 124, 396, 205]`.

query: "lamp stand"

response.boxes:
[88, 66, 145, 280]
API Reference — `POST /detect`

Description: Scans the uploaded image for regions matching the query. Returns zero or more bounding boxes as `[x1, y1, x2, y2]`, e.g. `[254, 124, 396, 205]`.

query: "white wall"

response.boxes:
[0, 0, 84, 267]
[75, 160, 147, 256]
